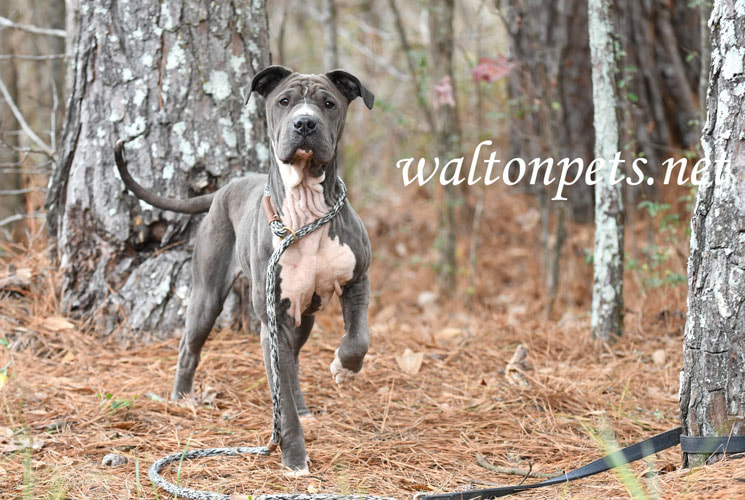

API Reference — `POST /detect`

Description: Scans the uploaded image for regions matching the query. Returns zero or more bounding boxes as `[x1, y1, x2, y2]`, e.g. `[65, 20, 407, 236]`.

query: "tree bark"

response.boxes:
[45, 0, 271, 338]
[680, 0, 745, 467]
[588, 0, 624, 340]
[428, 0, 460, 293]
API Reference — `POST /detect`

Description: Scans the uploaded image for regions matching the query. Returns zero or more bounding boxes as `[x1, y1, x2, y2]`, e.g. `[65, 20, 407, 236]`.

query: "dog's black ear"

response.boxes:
[245, 65, 293, 104]
[325, 70, 375, 110]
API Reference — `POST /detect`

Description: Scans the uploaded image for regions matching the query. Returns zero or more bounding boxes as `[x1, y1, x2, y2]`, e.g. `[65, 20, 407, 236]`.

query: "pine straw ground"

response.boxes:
[1, 185, 744, 499]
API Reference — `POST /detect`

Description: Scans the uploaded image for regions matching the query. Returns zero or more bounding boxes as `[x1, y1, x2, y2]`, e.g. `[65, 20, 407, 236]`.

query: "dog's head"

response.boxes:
[246, 66, 374, 167]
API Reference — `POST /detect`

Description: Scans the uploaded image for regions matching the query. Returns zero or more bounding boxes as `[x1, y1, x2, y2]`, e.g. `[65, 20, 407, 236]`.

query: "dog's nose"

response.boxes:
[292, 115, 317, 136]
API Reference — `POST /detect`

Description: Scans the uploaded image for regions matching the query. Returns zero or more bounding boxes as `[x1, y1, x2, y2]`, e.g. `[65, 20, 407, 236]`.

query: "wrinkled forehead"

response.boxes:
[269, 73, 345, 103]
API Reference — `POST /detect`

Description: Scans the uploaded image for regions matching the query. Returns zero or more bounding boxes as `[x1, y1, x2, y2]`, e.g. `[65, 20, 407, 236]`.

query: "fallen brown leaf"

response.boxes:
[395, 348, 423, 375]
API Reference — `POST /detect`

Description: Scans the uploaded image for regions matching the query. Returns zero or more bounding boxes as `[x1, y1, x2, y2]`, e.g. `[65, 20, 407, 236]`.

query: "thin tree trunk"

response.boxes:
[699, 1, 712, 117]
[588, 0, 624, 340]
[429, 0, 460, 293]
[467, 1, 488, 296]
[389, 0, 436, 134]
[46, 0, 66, 139]
[656, 5, 700, 147]
[45, 0, 271, 338]
[64, 0, 79, 96]
[680, 0, 745, 468]
[276, 0, 288, 66]
[322, 0, 339, 70]
[546, 204, 567, 315]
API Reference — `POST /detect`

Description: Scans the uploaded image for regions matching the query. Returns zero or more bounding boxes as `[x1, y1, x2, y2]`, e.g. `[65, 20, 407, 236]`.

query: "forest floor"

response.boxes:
[1, 184, 744, 499]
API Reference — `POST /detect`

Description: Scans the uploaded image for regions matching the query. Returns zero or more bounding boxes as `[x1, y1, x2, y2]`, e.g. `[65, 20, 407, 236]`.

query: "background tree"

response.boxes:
[45, 0, 271, 338]
[680, 0, 745, 467]
[428, 0, 461, 293]
[588, 0, 624, 340]
[497, 0, 584, 310]
[0, 9, 23, 239]
[321, 0, 339, 70]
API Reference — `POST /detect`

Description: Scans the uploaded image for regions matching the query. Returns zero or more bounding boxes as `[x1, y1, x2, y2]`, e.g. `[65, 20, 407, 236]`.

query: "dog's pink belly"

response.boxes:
[278, 228, 355, 326]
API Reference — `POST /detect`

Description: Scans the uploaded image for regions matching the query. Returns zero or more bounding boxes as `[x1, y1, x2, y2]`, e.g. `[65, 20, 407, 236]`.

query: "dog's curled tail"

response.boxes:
[114, 139, 214, 214]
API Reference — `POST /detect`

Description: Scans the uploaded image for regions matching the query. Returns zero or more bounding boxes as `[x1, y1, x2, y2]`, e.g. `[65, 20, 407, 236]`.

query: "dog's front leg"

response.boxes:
[259, 321, 308, 475]
[330, 273, 370, 384]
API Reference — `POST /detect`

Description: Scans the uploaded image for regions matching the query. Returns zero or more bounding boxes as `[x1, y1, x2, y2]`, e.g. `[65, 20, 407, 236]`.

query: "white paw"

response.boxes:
[282, 464, 310, 478]
[330, 349, 359, 385]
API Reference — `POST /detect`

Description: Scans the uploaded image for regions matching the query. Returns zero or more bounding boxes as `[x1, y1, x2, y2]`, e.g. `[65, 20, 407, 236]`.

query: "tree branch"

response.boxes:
[0, 187, 47, 195]
[0, 53, 69, 61]
[0, 76, 55, 158]
[0, 168, 52, 175]
[0, 15, 67, 38]
[0, 212, 45, 228]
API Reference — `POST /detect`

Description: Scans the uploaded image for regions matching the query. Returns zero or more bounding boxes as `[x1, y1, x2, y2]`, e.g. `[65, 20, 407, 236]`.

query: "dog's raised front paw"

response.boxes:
[330, 349, 360, 385]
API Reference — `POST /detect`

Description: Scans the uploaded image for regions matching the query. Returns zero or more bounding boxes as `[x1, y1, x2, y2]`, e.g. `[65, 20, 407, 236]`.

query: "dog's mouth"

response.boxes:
[292, 148, 314, 163]
[291, 148, 326, 173]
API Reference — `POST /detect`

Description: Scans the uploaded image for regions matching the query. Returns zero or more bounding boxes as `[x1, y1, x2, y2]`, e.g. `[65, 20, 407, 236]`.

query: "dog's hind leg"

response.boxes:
[171, 215, 235, 400]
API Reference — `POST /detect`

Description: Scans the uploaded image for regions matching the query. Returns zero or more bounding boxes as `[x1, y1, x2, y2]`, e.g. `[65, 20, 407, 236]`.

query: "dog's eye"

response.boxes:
[279, 97, 289, 107]
[324, 100, 335, 110]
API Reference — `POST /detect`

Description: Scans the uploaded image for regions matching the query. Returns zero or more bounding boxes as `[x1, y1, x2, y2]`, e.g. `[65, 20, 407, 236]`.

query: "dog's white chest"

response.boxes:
[274, 163, 355, 326]
[277, 228, 355, 326]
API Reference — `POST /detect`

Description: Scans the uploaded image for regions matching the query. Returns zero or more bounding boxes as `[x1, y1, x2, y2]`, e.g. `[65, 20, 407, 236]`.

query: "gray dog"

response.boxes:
[114, 66, 374, 475]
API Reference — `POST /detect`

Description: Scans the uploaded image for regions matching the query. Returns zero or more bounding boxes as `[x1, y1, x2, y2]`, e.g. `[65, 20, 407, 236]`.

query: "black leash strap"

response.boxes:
[681, 434, 745, 454]
[422, 427, 745, 500]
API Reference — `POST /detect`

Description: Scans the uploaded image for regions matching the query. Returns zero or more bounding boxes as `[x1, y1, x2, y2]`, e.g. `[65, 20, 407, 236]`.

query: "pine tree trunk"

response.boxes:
[429, 0, 460, 293]
[680, 0, 745, 467]
[588, 0, 624, 340]
[45, 0, 271, 338]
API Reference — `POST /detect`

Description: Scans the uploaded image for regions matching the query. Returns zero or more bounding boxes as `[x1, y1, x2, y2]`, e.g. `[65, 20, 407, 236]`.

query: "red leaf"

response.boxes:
[472, 55, 515, 83]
